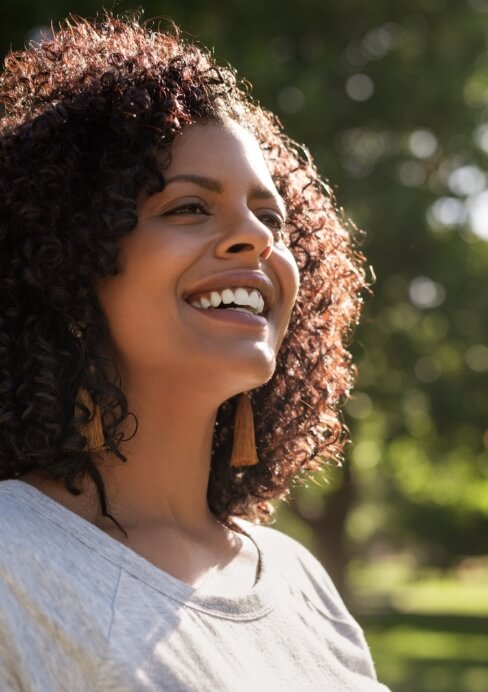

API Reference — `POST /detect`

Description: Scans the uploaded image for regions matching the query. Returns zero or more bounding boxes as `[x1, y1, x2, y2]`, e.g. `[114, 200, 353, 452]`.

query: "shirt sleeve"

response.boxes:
[250, 523, 385, 683]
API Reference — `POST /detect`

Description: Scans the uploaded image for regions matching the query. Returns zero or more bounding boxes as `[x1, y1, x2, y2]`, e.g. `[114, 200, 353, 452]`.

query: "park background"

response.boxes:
[1, 1, 487, 690]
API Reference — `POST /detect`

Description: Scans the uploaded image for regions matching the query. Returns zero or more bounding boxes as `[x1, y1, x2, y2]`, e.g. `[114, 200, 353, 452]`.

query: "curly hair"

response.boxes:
[0, 13, 366, 532]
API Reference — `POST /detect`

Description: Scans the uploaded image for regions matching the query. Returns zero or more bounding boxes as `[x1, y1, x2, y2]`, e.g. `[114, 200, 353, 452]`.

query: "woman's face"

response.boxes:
[96, 120, 300, 399]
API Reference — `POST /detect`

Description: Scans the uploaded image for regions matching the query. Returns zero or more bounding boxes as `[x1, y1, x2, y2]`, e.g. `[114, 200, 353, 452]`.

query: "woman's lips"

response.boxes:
[185, 302, 268, 328]
[182, 270, 274, 313]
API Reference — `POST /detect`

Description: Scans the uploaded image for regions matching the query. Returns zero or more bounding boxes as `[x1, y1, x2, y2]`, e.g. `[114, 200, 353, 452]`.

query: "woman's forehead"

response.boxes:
[163, 121, 279, 191]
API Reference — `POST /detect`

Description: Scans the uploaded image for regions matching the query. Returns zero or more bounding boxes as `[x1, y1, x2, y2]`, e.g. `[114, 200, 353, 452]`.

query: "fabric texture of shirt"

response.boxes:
[0, 480, 390, 691]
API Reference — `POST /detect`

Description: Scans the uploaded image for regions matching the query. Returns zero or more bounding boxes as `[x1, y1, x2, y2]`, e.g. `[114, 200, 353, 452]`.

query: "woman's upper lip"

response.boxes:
[183, 270, 275, 312]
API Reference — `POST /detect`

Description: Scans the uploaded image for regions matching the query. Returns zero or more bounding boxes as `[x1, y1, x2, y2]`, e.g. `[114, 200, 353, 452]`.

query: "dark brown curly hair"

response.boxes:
[0, 13, 366, 532]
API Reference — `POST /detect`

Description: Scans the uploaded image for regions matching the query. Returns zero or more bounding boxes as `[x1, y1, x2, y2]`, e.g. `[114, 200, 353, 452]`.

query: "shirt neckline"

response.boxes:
[0, 479, 277, 619]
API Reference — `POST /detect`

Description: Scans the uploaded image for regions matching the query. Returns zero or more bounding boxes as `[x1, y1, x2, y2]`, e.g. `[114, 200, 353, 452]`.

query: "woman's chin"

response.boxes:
[227, 357, 277, 394]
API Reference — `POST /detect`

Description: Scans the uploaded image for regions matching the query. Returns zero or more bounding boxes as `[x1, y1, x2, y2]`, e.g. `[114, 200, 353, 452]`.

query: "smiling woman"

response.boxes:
[0, 12, 388, 692]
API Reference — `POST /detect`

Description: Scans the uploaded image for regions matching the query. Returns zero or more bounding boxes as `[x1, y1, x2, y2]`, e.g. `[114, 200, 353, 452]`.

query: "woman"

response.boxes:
[0, 13, 389, 691]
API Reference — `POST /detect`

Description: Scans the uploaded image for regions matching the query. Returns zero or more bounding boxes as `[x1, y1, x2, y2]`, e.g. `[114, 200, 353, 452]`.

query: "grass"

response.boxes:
[358, 612, 488, 692]
[348, 557, 488, 692]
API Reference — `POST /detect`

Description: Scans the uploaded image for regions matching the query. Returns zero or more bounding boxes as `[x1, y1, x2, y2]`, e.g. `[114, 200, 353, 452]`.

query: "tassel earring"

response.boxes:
[76, 385, 106, 451]
[68, 320, 106, 452]
[230, 392, 259, 467]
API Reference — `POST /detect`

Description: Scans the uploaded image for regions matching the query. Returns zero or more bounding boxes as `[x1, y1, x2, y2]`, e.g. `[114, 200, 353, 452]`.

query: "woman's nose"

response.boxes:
[214, 210, 274, 260]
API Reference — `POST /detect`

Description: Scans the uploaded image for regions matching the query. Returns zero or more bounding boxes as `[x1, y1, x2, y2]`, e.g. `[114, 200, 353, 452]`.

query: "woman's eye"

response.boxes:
[164, 202, 209, 216]
[259, 213, 286, 240]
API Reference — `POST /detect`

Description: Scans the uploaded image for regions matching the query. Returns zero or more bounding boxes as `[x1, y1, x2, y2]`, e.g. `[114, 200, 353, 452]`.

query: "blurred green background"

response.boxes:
[2, 1, 487, 690]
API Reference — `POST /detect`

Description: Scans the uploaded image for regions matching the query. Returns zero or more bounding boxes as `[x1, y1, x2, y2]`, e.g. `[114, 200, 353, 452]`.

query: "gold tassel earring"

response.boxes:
[76, 385, 106, 451]
[68, 320, 105, 452]
[68, 320, 106, 452]
[230, 392, 259, 467]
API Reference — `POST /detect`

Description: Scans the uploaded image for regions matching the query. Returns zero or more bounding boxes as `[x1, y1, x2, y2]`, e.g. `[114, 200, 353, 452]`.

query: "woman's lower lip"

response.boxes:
[187, 304, 268, 328]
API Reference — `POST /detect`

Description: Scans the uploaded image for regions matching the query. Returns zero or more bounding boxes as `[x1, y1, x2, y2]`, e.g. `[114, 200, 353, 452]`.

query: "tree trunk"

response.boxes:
[306, 463, 355, 603]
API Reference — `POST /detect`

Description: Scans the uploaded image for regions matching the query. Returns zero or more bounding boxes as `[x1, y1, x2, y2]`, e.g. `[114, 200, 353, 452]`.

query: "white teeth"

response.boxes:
[234, 287, 250, 306]
[249, 290, 259, 310]
[221, 288, 234, 304]
[189, 286, 267, 314]
[232, 307, 254, 314]
[210, 291, 222, 307]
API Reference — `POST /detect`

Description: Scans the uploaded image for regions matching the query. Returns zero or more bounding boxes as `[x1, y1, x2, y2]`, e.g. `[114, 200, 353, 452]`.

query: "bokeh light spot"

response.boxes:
[409, 277, 446, 309]
[345, 74, 375, 101]
[428, 197, 466, 230]
[474, 123, 488, 153]
[346, 392, 373, 419]
[469, 0, 488, 11]
[448, 165, 486, 196]
[270, 36, 293, 63]
[409, 129, 438, 159]
[352, 440, 381, 469]
[466, 190, 488, 239]
[465, 345, 488, 372]
[398, 160, 427, 187]
[415, 357, 442, 383]
[362, 26, 394, 59]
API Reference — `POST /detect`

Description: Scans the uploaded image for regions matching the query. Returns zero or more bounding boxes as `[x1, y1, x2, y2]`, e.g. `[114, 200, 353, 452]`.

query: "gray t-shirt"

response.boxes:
[0, 480, 389, 691]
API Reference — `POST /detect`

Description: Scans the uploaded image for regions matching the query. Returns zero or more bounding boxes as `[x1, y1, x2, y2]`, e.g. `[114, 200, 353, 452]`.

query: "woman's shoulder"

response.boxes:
[0, 479, 70, 551]
[0, 479, 119, 598]
[235, 517, 353, 622]
[0, 481, 117, 689]
[237, 517, 385, 683]
[236, 517, 332, 577]
[0, 479, 120, 640]
[0, 480, 46, 558]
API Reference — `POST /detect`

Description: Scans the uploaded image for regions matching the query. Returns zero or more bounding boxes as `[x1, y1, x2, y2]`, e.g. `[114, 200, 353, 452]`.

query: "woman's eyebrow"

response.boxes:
[249, 184, 287, 216]
[164, 174, 223, 193]
[164, 174, 287, 215]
